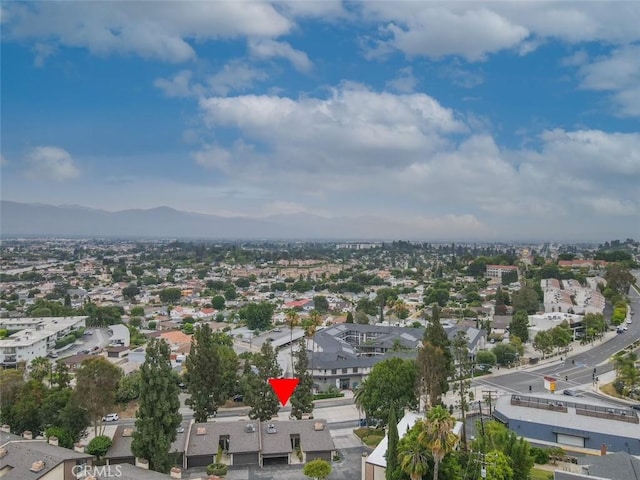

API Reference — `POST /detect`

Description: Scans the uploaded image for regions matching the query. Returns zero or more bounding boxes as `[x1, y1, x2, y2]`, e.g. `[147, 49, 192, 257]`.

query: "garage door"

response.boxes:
[262, 456, 288, 466]
[556, 433, 584, 447]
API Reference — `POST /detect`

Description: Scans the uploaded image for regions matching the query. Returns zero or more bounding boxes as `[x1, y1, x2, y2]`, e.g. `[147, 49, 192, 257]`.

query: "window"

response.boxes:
[353, 367, 358, 373]
[342, 368, 348, 374]
[331, 369, 337, 374]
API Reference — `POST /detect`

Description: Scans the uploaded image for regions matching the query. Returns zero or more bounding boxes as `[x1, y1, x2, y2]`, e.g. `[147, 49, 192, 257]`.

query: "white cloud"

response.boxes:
[386, 67, 418, 93]
[207, 60, 268, 96]
[4, 2, 292, 63]
[154, 61, 268, 98]
[198, 84, 465, 176]
[365, 5, 529, 61]
[25, 146, 80, 181]
[576, 45, 640, 117]
[154, 70, 202, 98]
[359, 2, 640, 61]
[248, 38, 313, 73]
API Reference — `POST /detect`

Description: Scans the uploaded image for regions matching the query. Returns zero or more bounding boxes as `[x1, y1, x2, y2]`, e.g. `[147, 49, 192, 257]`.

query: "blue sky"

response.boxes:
[1, 1, 639, 241]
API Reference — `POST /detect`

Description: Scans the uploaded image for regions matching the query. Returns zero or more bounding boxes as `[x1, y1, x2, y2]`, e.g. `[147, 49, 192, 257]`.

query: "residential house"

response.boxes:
[0, 429, 94, 480]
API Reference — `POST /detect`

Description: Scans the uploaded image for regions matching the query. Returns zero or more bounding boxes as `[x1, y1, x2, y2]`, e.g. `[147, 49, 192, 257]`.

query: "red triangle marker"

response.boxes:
[269, 378, 300, 406]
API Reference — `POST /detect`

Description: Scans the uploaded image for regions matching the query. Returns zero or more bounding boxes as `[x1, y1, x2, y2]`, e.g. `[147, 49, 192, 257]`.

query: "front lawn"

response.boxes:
[354, 427, 385, 447]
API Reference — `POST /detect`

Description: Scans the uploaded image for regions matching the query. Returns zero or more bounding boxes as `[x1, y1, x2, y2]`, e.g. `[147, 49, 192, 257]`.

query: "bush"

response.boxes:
[531, 447, 550, 464]
[206, 463, 228, 476]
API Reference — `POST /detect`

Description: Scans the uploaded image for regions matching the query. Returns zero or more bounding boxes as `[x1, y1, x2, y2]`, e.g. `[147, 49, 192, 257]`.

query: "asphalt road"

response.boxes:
[473, 283, 640, 403]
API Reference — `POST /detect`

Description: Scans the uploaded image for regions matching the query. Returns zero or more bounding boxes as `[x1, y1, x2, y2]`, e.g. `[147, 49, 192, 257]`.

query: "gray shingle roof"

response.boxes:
[579, 451, 640, 480]
[186, 421, 260, 457]
[105, 420, 189, 460]
[0, 438, 93, 480]
[261, 420, 334, 455]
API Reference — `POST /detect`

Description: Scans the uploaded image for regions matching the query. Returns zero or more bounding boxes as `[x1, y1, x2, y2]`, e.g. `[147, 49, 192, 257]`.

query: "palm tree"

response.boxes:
[398, 427, 429, 480]
[354, 378, 369, 422]
[306, 310, 322, 385]
[419, 405, 458, 480]
[30, 356, 52, 383]
[285, 309, 299, 376]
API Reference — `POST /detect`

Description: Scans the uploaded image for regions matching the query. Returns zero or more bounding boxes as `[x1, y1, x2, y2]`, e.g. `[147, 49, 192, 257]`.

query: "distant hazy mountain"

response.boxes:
[1, 200, 419, 240]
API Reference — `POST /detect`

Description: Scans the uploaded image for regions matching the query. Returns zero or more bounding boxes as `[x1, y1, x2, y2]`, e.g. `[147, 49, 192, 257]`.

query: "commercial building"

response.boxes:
[494, 394, 640, 455]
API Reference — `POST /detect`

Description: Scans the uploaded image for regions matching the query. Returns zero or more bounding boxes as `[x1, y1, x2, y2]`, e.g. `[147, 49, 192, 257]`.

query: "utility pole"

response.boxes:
[482, 390, 498, 416]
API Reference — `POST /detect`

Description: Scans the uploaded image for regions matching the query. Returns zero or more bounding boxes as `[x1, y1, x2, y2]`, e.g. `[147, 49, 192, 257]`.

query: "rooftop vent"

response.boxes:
[196, 427, 207, 436]
[30, 461, 46, 473]
[0, 447, 7, 458]
[245, 424, 256, 433]
[266, 424, 277, 434]
[122, 428, 133, 437]
[314, 422, 325, 431]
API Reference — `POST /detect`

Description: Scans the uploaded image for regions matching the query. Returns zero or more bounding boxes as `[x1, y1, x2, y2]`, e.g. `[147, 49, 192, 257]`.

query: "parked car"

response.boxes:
[47, 352, 58, 359]
[631, 404, 640, 411]
[102, 413, 119, 422]
[84, 330, 93, 335]
[80, 349, 90, 354]
[563, 389, 577, 396]
[233, 394, 244, 402]
[176, 426, 185, 434]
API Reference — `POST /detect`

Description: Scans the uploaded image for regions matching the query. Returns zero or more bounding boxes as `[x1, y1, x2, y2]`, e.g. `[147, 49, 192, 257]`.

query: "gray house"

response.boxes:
[105, 421, 189, 467]
[555, 451, 640, 480]
[184, 419, 334, 469]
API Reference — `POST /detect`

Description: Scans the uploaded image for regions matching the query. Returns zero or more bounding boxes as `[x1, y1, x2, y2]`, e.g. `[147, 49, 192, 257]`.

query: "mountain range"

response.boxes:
[0, 201, 447, 240]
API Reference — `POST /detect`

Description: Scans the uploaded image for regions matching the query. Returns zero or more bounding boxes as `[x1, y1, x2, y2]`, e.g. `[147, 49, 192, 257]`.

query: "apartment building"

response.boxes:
[0, 316, 87, 367]
[485, 264, 518, 280]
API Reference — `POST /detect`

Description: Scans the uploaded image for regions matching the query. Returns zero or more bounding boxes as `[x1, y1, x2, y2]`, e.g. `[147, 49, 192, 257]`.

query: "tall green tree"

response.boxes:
[418, 305, 452, 408]
[290, 341, 314, 420]
[132, 338, 182, 473]
[385, 402, 399, 480]
[312, 295, 329, 313]
[75, 357, 122, 436]
[509, 310, 530, 343]
[354, 357, 417, 424]
[511, 287, 539, 314]
[451, 331, 472, 450]
[246, 341, 282, 421]
[533, 330, 554, 357]
[605, 264, 634, 296]
[184, 324, 224, 422]
[239, 301, 275, 330]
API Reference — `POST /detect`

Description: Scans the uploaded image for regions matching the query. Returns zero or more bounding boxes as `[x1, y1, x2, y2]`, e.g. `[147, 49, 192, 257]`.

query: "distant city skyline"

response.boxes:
[1, 2, 639, 240]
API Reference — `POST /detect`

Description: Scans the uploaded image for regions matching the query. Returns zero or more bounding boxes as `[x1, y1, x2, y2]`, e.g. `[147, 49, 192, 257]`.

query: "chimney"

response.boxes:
[23, 431, 33, 440]
[0, 425, 10, 433]
[74, 443, 85, 453]
[135, 458, 149, 470]
[170, 466, 182, 479]
[600, 444, 607, 456]
[48, 436, 59, 446]
[30, 460, 46, 473]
